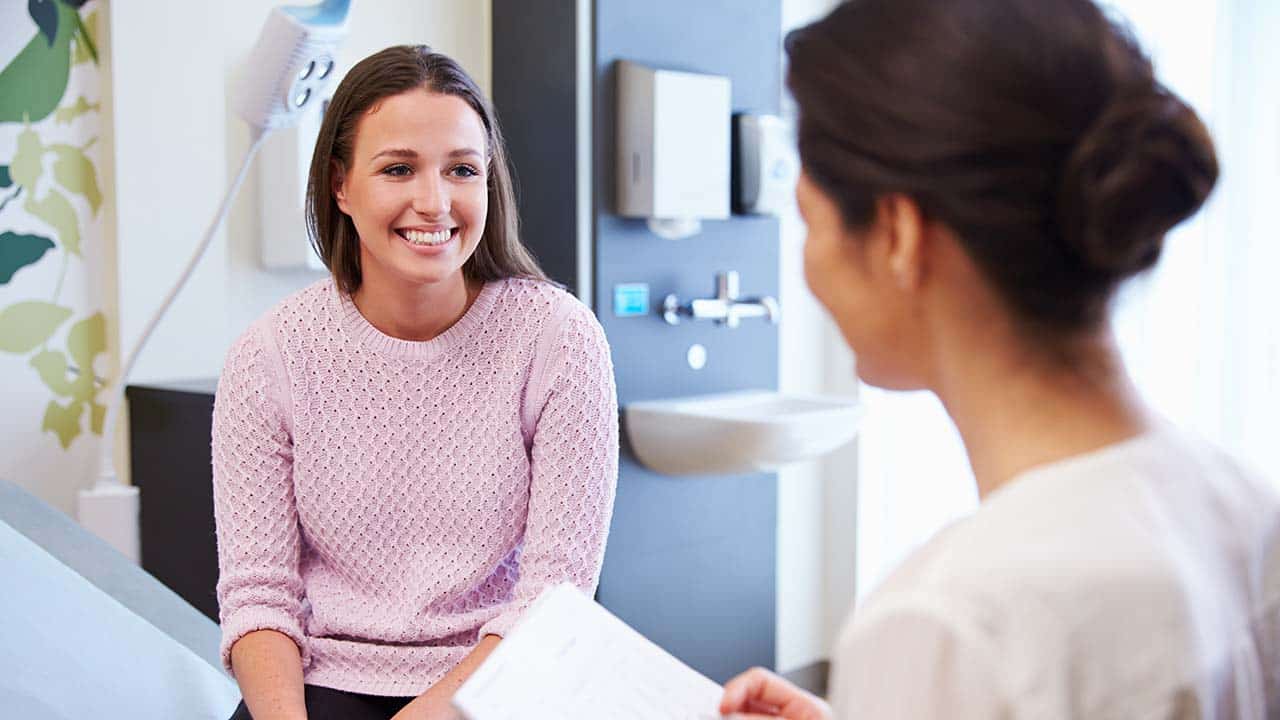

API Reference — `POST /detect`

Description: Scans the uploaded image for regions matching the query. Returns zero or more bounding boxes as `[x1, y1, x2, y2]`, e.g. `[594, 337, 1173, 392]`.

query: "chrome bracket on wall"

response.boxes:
[662, 271, 780, 328]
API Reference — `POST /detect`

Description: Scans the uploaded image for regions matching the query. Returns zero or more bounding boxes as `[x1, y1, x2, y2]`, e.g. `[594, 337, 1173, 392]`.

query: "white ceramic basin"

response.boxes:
[625, 390, 864, 476]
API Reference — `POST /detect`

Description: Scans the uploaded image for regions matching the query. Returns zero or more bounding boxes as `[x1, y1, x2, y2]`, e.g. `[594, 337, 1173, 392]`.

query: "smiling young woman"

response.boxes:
[214, 46, 618, 720]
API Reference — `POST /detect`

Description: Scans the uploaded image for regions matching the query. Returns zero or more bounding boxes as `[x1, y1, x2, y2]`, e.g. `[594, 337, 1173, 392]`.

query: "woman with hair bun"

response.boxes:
[719, 0, 1279, 718]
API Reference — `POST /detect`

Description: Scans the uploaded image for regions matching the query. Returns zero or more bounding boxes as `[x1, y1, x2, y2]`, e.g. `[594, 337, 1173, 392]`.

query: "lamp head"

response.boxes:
[233, 0, 352, 131]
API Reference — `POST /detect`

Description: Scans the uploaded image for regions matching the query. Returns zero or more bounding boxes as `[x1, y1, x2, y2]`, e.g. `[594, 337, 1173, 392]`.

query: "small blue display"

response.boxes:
[613, 283, 650, 317]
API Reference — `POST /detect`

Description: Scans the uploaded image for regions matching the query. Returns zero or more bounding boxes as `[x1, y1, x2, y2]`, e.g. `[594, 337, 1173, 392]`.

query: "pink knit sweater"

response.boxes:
[211, 277, 618, 696]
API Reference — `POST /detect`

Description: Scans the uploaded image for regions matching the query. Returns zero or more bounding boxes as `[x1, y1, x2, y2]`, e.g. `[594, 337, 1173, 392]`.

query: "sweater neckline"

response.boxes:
[329, 278, 505, 361]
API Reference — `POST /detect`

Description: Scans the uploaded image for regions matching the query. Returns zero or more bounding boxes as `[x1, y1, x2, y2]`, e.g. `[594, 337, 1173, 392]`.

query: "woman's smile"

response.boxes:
[396, 226, 459, 253]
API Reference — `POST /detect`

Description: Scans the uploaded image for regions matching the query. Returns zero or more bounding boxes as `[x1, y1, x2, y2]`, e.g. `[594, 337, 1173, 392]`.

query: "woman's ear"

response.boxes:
[879, 193, 927, 291]
[331, 160, 350, 215]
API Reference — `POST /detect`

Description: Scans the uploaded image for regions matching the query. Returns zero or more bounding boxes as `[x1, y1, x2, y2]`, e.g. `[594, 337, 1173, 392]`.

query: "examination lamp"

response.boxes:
[79, 1, 353, 559]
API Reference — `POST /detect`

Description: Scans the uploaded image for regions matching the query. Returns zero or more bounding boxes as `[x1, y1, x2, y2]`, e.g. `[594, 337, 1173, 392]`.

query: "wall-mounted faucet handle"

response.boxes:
[662, 271, 781, 328]
[718, 271, 740, 301]
[728, 295, 779, 328]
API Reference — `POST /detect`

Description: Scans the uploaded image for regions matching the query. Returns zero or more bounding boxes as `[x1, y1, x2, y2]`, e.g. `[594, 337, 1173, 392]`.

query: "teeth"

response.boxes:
[403, 229, 451, 246]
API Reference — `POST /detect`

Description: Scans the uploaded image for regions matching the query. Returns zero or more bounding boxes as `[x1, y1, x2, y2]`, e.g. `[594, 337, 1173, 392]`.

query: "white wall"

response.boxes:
[776, 0, 849, 674]
[109, 1, 492, 392]
[1106, 0, 1280, 482]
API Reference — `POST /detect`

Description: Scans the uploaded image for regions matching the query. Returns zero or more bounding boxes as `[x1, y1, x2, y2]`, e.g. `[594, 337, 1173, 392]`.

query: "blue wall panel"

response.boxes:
[494, 0, 783, 684]
[593, 0, 783, 684]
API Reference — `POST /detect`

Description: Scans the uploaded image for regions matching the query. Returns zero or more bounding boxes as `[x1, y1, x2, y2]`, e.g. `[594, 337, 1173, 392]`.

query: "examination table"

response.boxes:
[0, 479, 239, 718]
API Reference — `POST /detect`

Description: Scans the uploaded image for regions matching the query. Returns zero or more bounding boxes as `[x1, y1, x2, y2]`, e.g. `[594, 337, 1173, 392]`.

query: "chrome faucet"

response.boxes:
[662, 271, 780, 328]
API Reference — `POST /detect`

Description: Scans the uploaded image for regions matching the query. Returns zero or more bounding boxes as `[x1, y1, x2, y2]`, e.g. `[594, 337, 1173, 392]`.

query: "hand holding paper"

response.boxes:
[453, 583, 725, 720]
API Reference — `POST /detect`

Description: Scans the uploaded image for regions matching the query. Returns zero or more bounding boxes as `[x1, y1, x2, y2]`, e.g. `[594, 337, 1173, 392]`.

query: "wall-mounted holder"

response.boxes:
[626, 391, 864, 476]
[662, 271, 780, 328]
[259, 97, 330, 270]
[734, 113, 798, 216]
[239, 2, 350, 270]
[615, 60, 731, 240]
[646, 217, 704, 240]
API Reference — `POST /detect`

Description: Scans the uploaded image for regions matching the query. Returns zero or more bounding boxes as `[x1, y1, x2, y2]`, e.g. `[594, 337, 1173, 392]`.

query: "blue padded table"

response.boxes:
[0, 479, 239, 718]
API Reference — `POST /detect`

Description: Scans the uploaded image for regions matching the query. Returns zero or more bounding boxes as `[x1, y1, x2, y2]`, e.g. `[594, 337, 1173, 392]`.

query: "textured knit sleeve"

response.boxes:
[211, 320, 309, 674]
[478, 300, 619, 638]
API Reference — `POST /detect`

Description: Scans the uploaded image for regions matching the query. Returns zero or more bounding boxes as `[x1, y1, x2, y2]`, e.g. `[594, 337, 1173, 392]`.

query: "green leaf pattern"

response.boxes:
[29, 312, 107, 448]
[42, 399, 84, 449]
[71, 10, 100, 67]
[51, 142, 100, 213]
[1, 1, 110, 450]
[31, 348, 76, 395]
[10, 127, 43, 188]
[0, 231, 57, 284]
[54, 97, 98, 124]
[8, 126, 102, 256]
[0, 301, 73, 353]
[0, 0, 77, 124]
[24, 185, 81, 255]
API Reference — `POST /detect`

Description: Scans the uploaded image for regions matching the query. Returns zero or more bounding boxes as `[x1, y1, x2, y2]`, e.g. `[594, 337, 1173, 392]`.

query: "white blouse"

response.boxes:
[830, 423, 1280, 719]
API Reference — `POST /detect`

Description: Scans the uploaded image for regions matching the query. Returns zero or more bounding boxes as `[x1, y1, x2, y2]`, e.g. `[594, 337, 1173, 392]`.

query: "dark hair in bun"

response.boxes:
[1058, 88, 1217, 278]
[787, 0, 1218, 332]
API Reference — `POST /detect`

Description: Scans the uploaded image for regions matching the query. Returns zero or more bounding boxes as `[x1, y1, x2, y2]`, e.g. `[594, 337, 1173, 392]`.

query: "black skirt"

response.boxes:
[228, 684, 415, 720]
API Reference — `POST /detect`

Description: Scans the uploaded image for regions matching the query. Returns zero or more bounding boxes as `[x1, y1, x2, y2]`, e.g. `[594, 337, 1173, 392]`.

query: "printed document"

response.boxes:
[453, 583, 724, 720]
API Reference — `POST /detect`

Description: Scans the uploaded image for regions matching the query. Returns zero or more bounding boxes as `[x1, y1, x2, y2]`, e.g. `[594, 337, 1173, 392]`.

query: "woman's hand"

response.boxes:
[389, 635, 501, 720]
[720, 667, 833, 720]
[388, 687, 461, 720]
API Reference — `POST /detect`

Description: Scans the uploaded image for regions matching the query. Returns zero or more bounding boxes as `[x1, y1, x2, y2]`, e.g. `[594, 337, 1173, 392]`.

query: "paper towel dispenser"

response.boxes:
[615, 61, 731, 239]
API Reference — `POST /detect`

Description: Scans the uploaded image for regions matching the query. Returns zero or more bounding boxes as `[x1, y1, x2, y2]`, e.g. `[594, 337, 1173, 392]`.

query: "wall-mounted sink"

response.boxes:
[625, 390, 864, 476]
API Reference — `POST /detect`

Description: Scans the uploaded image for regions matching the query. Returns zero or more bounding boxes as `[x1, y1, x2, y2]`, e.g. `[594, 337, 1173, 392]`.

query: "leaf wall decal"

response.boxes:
[0, 231, 56, 284]
[70, 8, 98, 66]
[51, 142, 101, 213]
[41, 397, 83, 448]
[24, 187, 80, 255]
[30, 348, 75, 396]
[0, 1, 75, 123]
[28, 0, 59, 46]
[9, 128, 43, 188]
[53, 96, 97, 124]
[0, 301, 73, 353]
[66, 311, 105, 374]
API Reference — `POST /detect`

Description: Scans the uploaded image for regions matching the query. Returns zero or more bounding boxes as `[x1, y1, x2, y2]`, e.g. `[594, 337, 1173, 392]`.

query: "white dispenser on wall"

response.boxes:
[243, 1, 348, 270]
[734, 113, 798, 216]
[258, 98, 328, 271]
[616, 61, 731, 239]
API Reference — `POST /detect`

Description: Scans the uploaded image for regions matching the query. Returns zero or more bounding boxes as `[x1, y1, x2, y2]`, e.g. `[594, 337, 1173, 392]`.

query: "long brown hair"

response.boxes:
[306, 45, 547, 294]
[786, 0, 1217, 333]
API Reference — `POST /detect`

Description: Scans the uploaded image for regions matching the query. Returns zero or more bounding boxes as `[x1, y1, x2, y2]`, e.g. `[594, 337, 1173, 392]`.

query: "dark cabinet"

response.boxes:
[127, 380, 220, 622]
